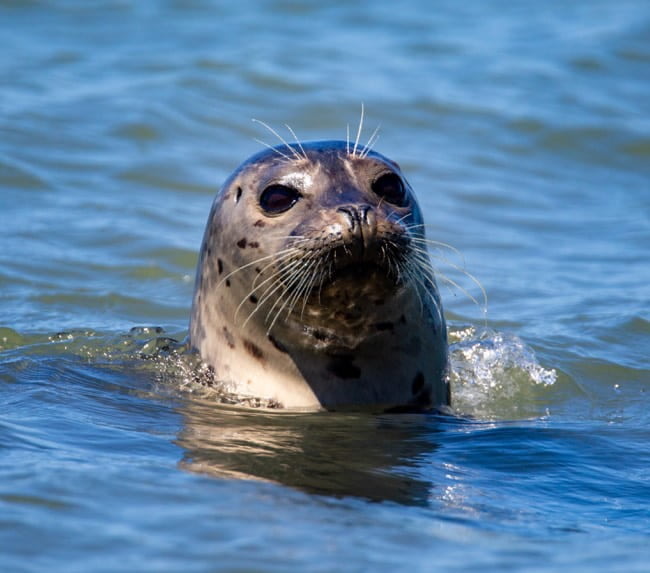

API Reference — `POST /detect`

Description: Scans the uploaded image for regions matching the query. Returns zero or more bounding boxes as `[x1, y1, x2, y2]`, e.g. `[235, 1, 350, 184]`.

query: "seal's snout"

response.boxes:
[337, 205, 372, 228]
[336, 204, 377, 255]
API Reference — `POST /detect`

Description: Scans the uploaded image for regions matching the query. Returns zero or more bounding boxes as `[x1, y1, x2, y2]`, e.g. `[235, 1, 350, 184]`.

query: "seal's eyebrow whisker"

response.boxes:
[352, 102, 365, 158]
[253, 138, 293, 161]
[360, 124, 381, 159]
[252, 118, 303, 161]
[346, 124, 351, 155]
[284, 123, 307, 161]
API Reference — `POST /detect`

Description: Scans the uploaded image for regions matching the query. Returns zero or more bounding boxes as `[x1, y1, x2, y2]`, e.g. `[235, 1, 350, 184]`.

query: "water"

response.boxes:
[1, 0, 649, 571]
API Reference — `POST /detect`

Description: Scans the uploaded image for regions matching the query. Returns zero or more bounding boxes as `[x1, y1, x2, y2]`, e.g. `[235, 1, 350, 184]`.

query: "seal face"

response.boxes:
[190, 140, 448, 410]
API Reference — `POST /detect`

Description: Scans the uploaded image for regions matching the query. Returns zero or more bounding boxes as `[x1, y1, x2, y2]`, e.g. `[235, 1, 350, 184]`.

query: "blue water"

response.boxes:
[1, 1, 649, 571]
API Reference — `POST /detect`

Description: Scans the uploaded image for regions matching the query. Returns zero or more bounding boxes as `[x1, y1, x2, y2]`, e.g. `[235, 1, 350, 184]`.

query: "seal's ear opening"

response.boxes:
[372, 173, 408, 206]
[260, 184, 302, 215]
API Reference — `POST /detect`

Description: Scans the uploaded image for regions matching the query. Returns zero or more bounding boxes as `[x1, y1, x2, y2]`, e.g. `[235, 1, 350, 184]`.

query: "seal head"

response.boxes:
[190, 140, 448, 410]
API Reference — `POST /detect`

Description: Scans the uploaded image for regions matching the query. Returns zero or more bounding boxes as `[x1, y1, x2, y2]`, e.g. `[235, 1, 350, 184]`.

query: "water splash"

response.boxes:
[448, 326, 557, 420]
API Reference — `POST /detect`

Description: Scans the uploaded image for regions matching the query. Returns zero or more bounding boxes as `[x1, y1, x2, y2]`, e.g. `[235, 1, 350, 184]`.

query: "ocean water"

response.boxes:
[1, 1, 649, 571]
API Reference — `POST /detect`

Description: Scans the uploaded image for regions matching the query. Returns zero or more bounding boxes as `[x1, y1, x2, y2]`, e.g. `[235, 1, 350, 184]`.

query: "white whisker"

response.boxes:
[285, 123, 307, 160]
[360, 124, 381, 158]
[252, 118, 302, 160]
[262, 257, 317, 330]
[253, 138, 293, 161]
[218, 247, 299, 289]
[234, 258, 302, 321]
[352, 102, 365, 158]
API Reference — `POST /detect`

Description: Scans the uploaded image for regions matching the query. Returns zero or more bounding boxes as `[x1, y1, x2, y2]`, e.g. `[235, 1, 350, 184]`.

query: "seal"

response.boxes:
[189, 140, 449, 410]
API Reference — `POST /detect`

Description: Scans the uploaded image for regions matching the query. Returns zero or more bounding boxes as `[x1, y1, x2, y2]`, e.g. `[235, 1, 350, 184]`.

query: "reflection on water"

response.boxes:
[167, 323, 557, 505]
[177, 401, 442, 505]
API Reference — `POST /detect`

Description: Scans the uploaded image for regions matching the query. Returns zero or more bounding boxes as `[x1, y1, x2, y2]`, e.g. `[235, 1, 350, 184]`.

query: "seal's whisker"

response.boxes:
[284, 257, 319, 315]
[235, 257, 302, 321]
[406, 258, 445, 323]
[406, 226, 478, 284]
[252, 245, 324, 327]
[400, 261, 427, 317]
[284, 123, 307, 161]
[360, 124, 381, 159]
[242, 267, 297, 328]
[410, 245, 487, 311]
[262, 257, 318, 331]
[408, 233, 465, 260]
[299, 265, 325, 318]
[394, 212, 413, 226]
[382, 241, 407, 284]
[431, 258, 486, 308]
[274, 249, 321, 318]
[249, 250, 305, 292]
[407, 229, 488, 311]
[352, 102, 365, 158]
[411, 250, 486, 313]
[269, 261, 320, 330]
[218, 247, 301, 289]
[312, 251, 334, 306]
[346, 124, 351, 155]
[379, 244, 393, 278]
[252, 118, 302, 161]
[296, 250, 331, 318]
[436, 272, 485, 312]
[235, 256, 305, 321]
[253, 138, 293, 161]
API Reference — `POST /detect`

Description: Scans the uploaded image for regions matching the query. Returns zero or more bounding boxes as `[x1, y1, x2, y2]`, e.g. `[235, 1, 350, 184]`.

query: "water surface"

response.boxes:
[1, 1, 649, 571]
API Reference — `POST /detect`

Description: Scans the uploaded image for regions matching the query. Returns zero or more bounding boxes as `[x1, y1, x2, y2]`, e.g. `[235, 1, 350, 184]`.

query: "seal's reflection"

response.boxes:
[176, 398, 442, 505]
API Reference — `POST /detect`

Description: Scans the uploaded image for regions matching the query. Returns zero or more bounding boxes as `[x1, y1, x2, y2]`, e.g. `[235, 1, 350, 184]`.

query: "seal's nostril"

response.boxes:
[337, 205, 373, 230]
[359, 205, 371, 225]
[337, 206, 358, 231]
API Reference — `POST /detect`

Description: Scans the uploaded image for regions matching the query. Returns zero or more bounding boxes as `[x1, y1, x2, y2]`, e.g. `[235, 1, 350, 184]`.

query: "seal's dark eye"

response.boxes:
[372, 173, 408, 206]
[260, 184, 301, 215]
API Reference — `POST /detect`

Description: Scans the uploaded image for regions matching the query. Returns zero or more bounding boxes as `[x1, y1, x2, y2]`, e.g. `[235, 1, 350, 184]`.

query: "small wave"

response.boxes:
[448, 326, 557, 420]
[3, 324, 558, 417]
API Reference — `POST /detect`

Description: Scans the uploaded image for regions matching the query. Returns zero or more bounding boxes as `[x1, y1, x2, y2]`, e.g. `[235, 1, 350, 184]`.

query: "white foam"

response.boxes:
[448, 326, 557, 420]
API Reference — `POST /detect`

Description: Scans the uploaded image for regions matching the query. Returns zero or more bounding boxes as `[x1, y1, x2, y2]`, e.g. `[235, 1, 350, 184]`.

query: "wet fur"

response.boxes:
[190, 138, 450, 410]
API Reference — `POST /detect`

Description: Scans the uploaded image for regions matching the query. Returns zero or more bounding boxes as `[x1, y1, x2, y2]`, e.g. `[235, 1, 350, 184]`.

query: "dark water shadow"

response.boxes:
[175, 399, 449, 506]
